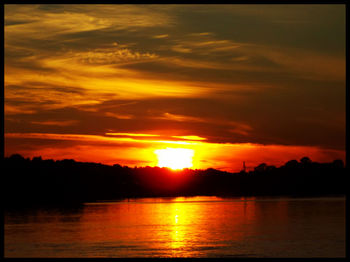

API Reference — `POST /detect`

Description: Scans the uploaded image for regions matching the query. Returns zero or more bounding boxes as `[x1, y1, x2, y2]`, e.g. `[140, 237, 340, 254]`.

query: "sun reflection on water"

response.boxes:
[170, 206, 185, 252]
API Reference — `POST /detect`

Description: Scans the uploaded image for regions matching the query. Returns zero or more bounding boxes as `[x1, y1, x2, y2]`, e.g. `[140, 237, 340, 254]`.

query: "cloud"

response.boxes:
[31, 120, 78, 127]
[5, 105, 36, 115]
[187, 32, 213, 37]
[4, 81, 94, 114]
[4, 5, 345, 171]
[106, 132, 159, 137]
[153, 34, 169, 39]
[5, 5, 175, 37]
[246, 45, 345, 81]
[172, 135, 207, 141]
[157, 112, 204, 122]
[4, 132, 196, 147]
[76, 47, 159, 65]
[229, 124, 253, 136]
[4, 88, 345, 152]
[171, 45, 192, 53]
[104, 112, 134, 120]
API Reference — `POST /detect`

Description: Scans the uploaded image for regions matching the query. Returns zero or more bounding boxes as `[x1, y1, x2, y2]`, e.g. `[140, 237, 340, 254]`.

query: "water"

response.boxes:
[5, 196, 345, 257]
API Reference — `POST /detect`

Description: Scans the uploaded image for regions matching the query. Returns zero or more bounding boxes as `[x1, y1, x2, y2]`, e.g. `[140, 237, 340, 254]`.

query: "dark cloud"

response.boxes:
[170, 5, 345, 56]
[6, 83, 86, 95]
[5, 92, 345, 150]
[5, 19, 33, 26]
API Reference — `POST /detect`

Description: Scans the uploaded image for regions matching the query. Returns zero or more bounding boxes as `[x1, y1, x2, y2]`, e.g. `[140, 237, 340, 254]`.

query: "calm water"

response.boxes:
[5, 196, 345, 258]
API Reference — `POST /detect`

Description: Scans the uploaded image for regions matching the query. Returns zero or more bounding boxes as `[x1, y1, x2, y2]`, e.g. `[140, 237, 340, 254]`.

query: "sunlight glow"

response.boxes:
[106, 132, 159, 137]
[155, 148, 194, 170]
[172, 135, 207, 141]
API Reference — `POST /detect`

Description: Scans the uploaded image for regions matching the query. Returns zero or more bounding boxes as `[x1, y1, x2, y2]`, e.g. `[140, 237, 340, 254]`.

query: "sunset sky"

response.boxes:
[4, 4, 345, 172]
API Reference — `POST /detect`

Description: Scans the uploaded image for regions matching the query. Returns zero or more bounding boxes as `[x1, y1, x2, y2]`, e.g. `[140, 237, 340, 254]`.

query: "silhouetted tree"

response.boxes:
[284, 159, 299, 169]
[9, 154, 25, 161]
[265, 165, 276, 172]
[32, 156, 42, 162]
[300, 156, 312, 165]
[3, 154, 346, 207]
[254, 163, 267, 172]
[332, 159, 344, 168]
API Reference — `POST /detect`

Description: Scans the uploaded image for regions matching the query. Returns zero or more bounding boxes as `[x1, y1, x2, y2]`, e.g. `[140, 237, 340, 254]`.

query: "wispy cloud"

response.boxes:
[31, 120, 78, 126]
[157, 112, 204, 122]
[152, 34, 169, 39]
[5, 104, 36, 115]
[105, 112, 134, 119]
[77, 47, 159, 65]
[172, 135, 207, 141]
[106, 132, 159, 137]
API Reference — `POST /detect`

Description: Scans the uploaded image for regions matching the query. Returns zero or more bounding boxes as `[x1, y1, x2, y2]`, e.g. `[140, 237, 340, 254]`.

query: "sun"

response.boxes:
[155, 148, 194, 170]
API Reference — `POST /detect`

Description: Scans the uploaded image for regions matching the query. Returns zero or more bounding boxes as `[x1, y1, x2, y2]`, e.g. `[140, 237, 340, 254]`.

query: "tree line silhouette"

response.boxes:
[3, 154, 346, 207]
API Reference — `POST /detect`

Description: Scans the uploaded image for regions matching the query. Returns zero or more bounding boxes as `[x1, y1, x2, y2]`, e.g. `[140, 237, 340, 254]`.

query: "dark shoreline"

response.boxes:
[4, 154, 347, 209]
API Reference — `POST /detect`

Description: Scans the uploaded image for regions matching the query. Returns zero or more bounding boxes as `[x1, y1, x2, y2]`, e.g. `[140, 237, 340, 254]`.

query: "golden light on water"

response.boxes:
[170, 205, 186, 251]
[155, 148, 194, 170]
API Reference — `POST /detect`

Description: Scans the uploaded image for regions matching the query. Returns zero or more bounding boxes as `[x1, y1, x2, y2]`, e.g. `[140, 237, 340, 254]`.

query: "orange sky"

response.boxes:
[4, 4, 345, 172]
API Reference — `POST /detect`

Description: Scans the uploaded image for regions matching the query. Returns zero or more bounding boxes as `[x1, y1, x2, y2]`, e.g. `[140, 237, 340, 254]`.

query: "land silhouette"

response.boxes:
[3, 154, 346, 207]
